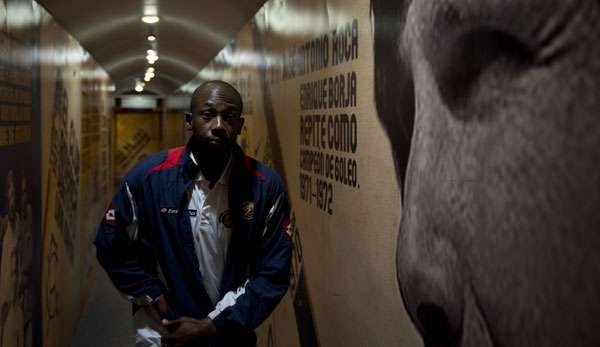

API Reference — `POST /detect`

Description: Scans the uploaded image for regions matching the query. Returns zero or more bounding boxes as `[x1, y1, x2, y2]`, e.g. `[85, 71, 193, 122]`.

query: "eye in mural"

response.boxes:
[372, 0, 600, 346]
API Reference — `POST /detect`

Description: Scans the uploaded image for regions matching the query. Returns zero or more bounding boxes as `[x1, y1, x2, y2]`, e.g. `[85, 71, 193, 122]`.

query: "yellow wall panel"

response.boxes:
[114, 112, 161, 181]
[162, 111, 184, 149]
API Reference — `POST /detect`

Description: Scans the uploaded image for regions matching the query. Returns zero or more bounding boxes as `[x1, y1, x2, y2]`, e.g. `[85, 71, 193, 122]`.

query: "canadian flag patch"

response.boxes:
[104, 205, 116, 226]
[283, 218, 293, 240]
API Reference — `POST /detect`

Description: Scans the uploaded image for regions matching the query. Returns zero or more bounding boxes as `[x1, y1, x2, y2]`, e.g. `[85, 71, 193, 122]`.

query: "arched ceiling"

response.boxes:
[37, 0, 266, 95]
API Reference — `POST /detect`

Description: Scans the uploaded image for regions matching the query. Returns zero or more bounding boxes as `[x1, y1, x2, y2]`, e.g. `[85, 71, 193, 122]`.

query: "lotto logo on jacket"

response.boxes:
[104, 205, 116, 226]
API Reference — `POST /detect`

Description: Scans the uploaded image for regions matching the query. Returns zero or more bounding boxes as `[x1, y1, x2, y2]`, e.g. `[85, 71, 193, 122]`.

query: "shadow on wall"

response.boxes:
[372, 0, 600, 346]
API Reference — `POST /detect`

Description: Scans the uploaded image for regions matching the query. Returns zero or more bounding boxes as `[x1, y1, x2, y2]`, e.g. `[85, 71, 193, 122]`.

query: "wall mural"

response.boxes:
[49, 68, 79, 263]
[43, 66, 77, 345]
[115, 128, 151, 173]
[0, 0, 40, 346]
[0, 170, 34, 347]
[39, 14, 113, 347]
[187, 1, 415, 346]
[114, 112, 161, 181]
[190, 0, 600, 346]
[43, 234, 58, 335]
[250, 15, 320, 345]
[1, 0, 596, 346]
[372, 0, 600, 346]
[80, 72, 112, 282]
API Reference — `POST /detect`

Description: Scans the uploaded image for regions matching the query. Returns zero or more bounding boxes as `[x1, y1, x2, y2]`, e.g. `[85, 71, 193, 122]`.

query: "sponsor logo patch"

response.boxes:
[219, 210, 233, 228]
[104, 204, 116, 226]
[242, 201, 254, 220]
[160, 207, 179, 214]
[283, 218, 293, 240]
[188, 209, 197, 217]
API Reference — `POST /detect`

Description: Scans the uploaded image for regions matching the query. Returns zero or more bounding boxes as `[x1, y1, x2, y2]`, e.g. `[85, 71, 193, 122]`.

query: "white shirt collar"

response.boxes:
[189, 152, 232, 186]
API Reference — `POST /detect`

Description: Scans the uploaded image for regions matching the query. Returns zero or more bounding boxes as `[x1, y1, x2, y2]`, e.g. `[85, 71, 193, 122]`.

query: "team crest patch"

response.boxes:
[241, 201, 254, 220]
[283, 218, 293, 240]
[219, 210, 233, 228]
[104, 204, 116, 226]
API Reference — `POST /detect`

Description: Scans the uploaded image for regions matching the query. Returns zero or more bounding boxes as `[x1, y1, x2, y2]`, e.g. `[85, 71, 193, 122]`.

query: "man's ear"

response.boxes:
[184, 112, 193, 130]
[237, 117, 245, 135]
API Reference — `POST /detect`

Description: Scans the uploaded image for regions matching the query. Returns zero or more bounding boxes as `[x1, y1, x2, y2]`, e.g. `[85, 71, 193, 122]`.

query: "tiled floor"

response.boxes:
[71, 270, 134, 347]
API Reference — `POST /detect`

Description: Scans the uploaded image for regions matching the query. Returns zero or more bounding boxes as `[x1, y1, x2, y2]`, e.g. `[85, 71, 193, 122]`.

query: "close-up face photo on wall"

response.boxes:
[372, 0, 600, 346]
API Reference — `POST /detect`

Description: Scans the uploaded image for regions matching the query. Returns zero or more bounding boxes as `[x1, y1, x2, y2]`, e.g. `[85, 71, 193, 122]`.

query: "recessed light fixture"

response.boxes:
[146, 48, 158, 64]
[144, 76, 151, 82]
[147, 67, 155, 73]
[135, 80, 145, 92]
[147, 35, 156, 41]
[142, 15, 159, 24]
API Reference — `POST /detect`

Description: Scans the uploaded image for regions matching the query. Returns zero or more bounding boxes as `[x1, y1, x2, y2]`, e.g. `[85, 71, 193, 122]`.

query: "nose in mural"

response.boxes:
[373, 0, 600, 346]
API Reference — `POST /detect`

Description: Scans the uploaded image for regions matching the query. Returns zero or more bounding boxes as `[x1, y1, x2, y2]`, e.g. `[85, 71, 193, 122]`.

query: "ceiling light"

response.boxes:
[142, 15, 159, 24]
[144, 4, 158, 16]
[147, 35, 156, 42]
[147, 67, 155, 73]
[135, 80, 145, 92]
[148, 60, 155, 65]
[146, 52, 158, 62]
[146, 72, 155, 78]
[144, 76, 151, 82]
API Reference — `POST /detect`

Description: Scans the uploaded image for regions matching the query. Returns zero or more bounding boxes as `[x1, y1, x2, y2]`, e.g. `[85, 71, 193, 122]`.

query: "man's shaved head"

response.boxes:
[190, 80, 243, 115]
[186, 79, 245, 158]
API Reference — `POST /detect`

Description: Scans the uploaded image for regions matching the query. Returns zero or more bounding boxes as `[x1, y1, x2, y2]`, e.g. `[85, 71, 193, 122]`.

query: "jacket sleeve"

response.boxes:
[94, 178, 163, 303]
[208, 184, 293, 334]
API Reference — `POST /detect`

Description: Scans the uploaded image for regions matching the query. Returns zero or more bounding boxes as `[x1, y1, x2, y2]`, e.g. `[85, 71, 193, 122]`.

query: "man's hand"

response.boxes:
[152, 295, 170, 318]
[161, 317, 216, 347]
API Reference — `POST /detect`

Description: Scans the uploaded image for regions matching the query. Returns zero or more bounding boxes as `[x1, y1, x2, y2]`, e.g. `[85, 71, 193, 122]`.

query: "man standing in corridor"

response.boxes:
[95, 80, 293, 347]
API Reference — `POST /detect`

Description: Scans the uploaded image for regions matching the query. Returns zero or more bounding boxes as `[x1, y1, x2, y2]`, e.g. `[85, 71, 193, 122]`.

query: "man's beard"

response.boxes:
[188, 132, 232, 156]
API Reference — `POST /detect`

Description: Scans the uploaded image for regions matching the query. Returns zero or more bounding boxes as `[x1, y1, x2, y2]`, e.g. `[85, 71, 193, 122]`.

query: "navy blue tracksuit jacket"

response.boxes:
[94, 145, 293, 346]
